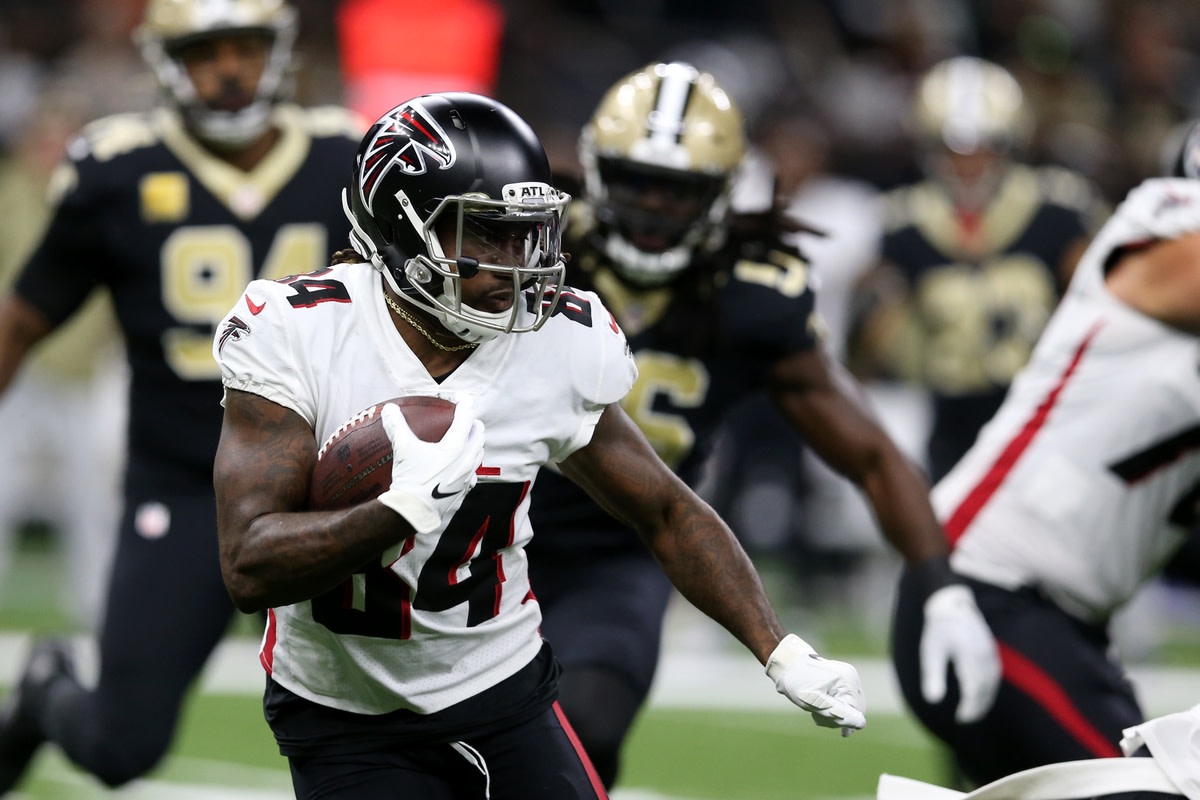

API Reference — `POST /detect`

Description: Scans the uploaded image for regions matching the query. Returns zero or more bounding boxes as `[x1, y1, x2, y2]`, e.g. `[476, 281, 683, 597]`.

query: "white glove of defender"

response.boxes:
[377, 398, 485, 535]
[766, 634, 866, 735]
[920, 584, 1001, 724]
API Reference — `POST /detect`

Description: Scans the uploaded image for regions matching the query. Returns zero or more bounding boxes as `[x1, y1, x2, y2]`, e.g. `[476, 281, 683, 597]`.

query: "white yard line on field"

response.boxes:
[0, 630, 1195, 718]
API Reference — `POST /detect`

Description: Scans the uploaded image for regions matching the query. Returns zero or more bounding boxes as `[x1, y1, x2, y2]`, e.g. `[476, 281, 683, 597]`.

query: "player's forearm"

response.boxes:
[859, 447, 947, 565]
[219, 501, 410, 612]
[0, 293, 52, 396]
[643, 493, 786, 664]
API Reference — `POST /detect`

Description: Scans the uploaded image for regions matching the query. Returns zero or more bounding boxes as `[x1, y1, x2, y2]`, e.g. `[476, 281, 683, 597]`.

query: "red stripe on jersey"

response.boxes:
[509, 481, 529, 548]
[450, 520, 490, 587]
[998, 641, 1121, 758]
[260, 608, 277, 675]
[552, 701, 610, 798]
[477, 466, 501, 477]
[943, 323, 1103, 546]
[401, 582, 411, 640]
[494, 481, 529, 618]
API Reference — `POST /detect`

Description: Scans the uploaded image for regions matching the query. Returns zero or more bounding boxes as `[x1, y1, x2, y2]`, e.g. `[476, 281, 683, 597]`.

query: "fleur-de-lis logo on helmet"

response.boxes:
[358, 100, 457, 209]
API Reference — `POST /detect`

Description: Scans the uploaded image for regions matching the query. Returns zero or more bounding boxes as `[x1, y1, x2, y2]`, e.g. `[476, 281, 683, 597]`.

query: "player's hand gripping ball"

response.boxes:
[309, 396, 457, 510]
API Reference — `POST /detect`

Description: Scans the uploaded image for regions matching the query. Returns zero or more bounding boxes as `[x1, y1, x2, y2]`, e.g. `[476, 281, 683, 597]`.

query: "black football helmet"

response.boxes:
[1163, 119, 1200, 179]
[344, 92, 569, 343]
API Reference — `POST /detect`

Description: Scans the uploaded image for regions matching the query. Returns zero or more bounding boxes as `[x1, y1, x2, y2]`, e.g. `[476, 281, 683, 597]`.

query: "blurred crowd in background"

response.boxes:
[2, 0, 1200, 650]
[3, 0, 1200, 196]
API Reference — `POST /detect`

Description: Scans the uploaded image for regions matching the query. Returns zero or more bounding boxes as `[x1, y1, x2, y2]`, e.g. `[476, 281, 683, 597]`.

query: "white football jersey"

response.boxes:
[937, 178, 1200, 624]
[214, 261, 637, 715]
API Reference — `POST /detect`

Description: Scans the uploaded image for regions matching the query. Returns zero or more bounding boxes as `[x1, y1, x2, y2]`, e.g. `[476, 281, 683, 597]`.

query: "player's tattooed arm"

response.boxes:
[214, 388, 409, 611]
[558, 404, 787, 663]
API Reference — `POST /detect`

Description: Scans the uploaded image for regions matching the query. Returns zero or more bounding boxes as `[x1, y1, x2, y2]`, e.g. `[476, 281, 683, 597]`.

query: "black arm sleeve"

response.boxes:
[14, 158, 106, 326]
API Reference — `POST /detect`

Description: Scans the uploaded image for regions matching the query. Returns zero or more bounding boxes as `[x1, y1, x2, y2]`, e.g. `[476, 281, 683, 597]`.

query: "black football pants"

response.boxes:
[892, 569, 1144, 787]
[530, 548, 672, 788]
[286, 702, 607, 799]
[41, 457, 237, 787]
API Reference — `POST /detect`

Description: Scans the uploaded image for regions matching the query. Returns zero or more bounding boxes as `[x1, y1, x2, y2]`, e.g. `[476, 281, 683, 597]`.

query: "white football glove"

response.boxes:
[766, 634, 866, 735]
[920, 583, 1002, 724]
[377, 397, 485, 535]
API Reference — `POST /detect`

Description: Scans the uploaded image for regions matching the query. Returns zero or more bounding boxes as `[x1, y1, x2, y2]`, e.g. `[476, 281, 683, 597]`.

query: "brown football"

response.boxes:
[308, 395, 457, 511]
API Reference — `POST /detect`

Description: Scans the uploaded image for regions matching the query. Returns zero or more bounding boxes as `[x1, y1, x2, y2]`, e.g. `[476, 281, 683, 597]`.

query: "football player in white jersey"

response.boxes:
[891, 120, 1200, 787]
[212, 92, 866, 799]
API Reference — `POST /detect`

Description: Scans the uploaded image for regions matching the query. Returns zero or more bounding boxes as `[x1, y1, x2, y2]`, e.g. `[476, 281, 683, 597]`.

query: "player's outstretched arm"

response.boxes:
[768, 346, 1001, 723]
[0, 293, 54, 399]
[214, 389, 419, 612]
[558, 403, 866, 733]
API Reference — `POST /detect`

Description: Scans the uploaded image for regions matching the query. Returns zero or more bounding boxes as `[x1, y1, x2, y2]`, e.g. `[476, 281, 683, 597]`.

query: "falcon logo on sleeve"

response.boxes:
[217, 316, 251, 353]
[358, 100, 456, 209]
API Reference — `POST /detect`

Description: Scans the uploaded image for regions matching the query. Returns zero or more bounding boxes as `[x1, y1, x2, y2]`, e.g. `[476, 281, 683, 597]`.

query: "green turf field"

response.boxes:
[2, 527, 1196, 799]
[11, 692, 946, 799]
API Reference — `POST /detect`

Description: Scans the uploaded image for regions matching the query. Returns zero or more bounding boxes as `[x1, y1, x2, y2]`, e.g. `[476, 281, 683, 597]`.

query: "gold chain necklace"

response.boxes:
[384, 293, 479, 352]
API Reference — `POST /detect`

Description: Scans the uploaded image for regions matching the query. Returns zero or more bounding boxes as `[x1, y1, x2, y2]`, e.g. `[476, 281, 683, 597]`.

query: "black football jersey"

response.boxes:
[528, 201, 822, 556]
[15, 104, 362, 475]
[879, 164, 1106, 477]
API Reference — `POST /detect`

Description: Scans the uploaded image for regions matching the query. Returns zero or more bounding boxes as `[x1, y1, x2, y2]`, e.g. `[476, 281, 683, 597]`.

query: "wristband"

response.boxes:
[910, 555, 958, 598]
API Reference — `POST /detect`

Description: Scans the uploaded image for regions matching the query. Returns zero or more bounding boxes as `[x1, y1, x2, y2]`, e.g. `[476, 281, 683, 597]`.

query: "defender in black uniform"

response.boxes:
[852, 56, 1106, 482]
[0, 0, 362, 793]
[527, 62, 1002, 788]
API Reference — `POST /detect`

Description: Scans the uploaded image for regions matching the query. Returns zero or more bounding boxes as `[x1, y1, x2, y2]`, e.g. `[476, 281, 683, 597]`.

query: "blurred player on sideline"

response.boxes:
[0, 0, 362, 793]
[892, 120, 1200, 786]
[0, 95, 127, 631]
[852, 56, 1107, 483]
[526, 61, 1000, 789]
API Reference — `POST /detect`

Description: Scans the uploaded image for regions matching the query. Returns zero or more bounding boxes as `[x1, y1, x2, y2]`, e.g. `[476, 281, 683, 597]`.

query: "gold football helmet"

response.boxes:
[578, 61, 746, 286]
[135, 0, 297, 147]
[911, 56, 1033, 209]
[913, 56, 1033, 156]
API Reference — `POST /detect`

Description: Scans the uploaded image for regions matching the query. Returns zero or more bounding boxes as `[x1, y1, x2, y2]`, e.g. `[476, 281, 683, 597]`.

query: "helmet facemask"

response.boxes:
[590, 156, 733, 286]
[404, 189, 569, 341]
[345, 184, 569, 343]
[135, 0, 298, 149]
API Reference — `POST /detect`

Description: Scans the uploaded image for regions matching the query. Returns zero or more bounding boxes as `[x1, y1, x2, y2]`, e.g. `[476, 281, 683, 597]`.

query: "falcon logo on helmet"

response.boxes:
[359, 101, 456, 209]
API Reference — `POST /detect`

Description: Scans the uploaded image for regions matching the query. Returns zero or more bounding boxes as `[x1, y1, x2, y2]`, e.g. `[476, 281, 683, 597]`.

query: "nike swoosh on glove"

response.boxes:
[920, 583, 1001, 724]
[377, 397, 485, 535]
[766, 634, 867, 736]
